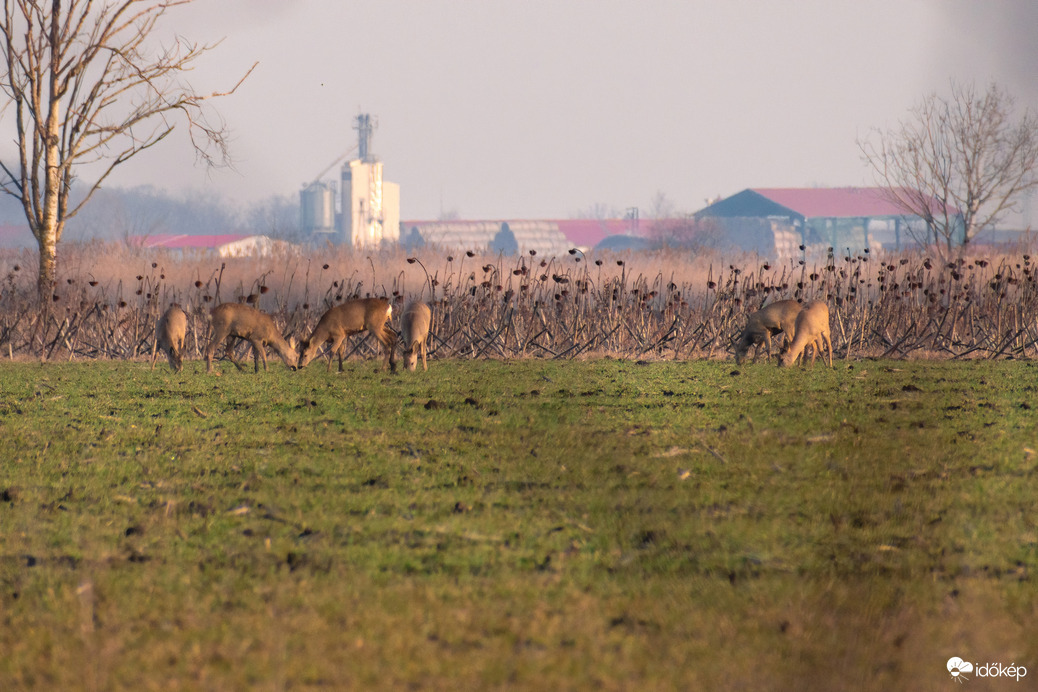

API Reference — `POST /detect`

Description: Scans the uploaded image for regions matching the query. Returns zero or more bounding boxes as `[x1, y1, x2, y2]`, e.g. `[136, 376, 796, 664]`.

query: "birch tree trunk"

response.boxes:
[0, 0, 253, 305]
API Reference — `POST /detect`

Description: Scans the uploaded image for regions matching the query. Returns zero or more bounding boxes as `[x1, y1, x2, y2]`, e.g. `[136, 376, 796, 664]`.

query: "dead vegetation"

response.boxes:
[2, 240, 1038, 363]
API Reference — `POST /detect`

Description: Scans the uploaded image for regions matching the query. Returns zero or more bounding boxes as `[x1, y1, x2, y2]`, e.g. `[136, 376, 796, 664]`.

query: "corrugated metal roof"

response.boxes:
[401, 220, 571, 255]
[695, 190, 802, 220]
[751, 187, 913, 218]
[696, 187, 947, 221]
[401, 219, 642, 253]
[697, 187, 960, 225]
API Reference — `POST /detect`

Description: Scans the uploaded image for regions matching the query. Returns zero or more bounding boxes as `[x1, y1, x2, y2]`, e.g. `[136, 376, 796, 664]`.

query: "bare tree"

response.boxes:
[245, 193, 300, 240]
[859, 81, 1038, 255]
[0, 0, 254, 296]
[647, 190, 675, 220]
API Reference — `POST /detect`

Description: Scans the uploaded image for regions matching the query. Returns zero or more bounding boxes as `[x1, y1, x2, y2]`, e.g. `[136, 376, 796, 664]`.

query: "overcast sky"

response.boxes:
[100, 0, 1038, 221]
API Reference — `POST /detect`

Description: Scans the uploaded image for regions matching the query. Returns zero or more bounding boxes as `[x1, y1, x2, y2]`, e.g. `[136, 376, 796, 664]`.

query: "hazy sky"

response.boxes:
[99, 0, 1038, 221]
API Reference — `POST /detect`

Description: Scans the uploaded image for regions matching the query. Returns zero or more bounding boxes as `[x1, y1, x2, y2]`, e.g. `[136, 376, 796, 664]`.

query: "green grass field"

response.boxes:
[1, 356, 1036, 690]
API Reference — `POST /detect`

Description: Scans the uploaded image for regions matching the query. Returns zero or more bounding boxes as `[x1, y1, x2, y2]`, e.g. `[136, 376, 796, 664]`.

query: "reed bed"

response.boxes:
[2, 240, 1038, 363]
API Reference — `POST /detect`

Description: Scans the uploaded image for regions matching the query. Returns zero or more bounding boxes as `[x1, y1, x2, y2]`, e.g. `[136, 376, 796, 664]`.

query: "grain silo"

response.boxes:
[300, 113, 400, 247]
[299, 181, 336, 238]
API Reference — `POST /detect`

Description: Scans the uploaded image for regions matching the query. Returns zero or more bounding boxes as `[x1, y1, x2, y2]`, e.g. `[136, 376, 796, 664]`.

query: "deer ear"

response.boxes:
[288, 336, 297, 350]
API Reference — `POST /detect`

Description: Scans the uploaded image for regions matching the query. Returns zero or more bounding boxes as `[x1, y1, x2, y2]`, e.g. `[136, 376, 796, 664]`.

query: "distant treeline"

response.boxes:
[0, 184, 300, 242]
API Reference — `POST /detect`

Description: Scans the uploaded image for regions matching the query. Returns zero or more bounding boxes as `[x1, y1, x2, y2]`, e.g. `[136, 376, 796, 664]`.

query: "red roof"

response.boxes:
[555, 219, 642, 247]
[751, 187, 915, 218]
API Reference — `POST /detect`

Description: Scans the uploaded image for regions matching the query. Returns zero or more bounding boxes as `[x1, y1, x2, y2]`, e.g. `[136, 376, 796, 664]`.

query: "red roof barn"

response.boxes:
[695, 187, 941, 253]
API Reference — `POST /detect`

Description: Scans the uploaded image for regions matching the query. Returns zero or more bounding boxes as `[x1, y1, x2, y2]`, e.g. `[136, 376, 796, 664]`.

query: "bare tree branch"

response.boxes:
[859, 81, 1038, 257]
[0, 0, 250, 298]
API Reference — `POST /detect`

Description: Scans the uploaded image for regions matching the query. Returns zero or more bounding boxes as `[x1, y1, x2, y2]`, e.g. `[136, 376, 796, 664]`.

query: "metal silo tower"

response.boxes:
[300, 112, 399, 247]
[342, 113, 397, 248]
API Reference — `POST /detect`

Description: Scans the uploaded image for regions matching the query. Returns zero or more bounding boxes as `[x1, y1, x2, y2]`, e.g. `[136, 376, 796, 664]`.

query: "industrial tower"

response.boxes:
[299, 113, 399, 247]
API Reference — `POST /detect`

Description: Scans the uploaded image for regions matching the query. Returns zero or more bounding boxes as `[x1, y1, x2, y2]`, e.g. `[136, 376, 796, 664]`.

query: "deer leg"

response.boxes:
[205, 326, 229, 373]
[326, 335, 346, 372]
[167, 345, 181, 372]
[172, 337, 184, 372]
[225, 337, 248, 372]
[384, 326, 398, 372]
[379, 325, 398, 373]
[323, 340, 335, 372]
[248, 338, 267, 372]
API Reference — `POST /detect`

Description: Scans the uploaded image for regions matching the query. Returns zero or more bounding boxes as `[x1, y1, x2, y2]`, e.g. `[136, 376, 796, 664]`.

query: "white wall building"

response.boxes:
[342, 159, 399, 248]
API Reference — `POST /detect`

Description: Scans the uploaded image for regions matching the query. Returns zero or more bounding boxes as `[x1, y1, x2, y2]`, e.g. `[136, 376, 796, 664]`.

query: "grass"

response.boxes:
[1, 356, 1036, 690]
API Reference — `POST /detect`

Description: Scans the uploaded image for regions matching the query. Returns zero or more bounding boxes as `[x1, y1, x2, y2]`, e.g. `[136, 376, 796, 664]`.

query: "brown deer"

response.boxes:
[151, 305, 187, 372]
[400, 302, 431, 372]
[734, 299, 802, 365]
[298, 298, 397, 372]
[779, 301, 833, 368]
[204, 303, 298, 373]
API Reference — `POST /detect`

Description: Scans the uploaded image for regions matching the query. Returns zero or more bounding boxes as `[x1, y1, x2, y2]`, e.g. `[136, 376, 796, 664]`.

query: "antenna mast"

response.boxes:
[354, 113, 377, 161]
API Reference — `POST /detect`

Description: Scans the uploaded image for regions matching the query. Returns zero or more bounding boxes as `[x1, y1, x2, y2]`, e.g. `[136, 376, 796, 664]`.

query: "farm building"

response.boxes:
[694, 187, 930, 257]
[132, 234, 291, 257]
[399, 219, 642, 256]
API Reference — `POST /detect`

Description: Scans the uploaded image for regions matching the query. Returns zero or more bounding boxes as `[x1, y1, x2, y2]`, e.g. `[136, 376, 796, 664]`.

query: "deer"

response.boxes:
[151, 305, 188, 372]
[779, 301, 833, 368]
[734, 299, 802, 365]
[204, 303, 298, 373]
[297, 297, 397, 372]
[400, 302, 431, 372]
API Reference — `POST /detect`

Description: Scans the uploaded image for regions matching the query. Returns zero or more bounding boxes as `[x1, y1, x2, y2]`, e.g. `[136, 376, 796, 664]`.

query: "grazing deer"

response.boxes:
[151, 305, 187, 372]
[734, 299, 802, 365]
[204, 303, 298, 373]
[779, 301, 833, 368]
[400, 302, 431, 372]
[298, 298, 397, 372]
